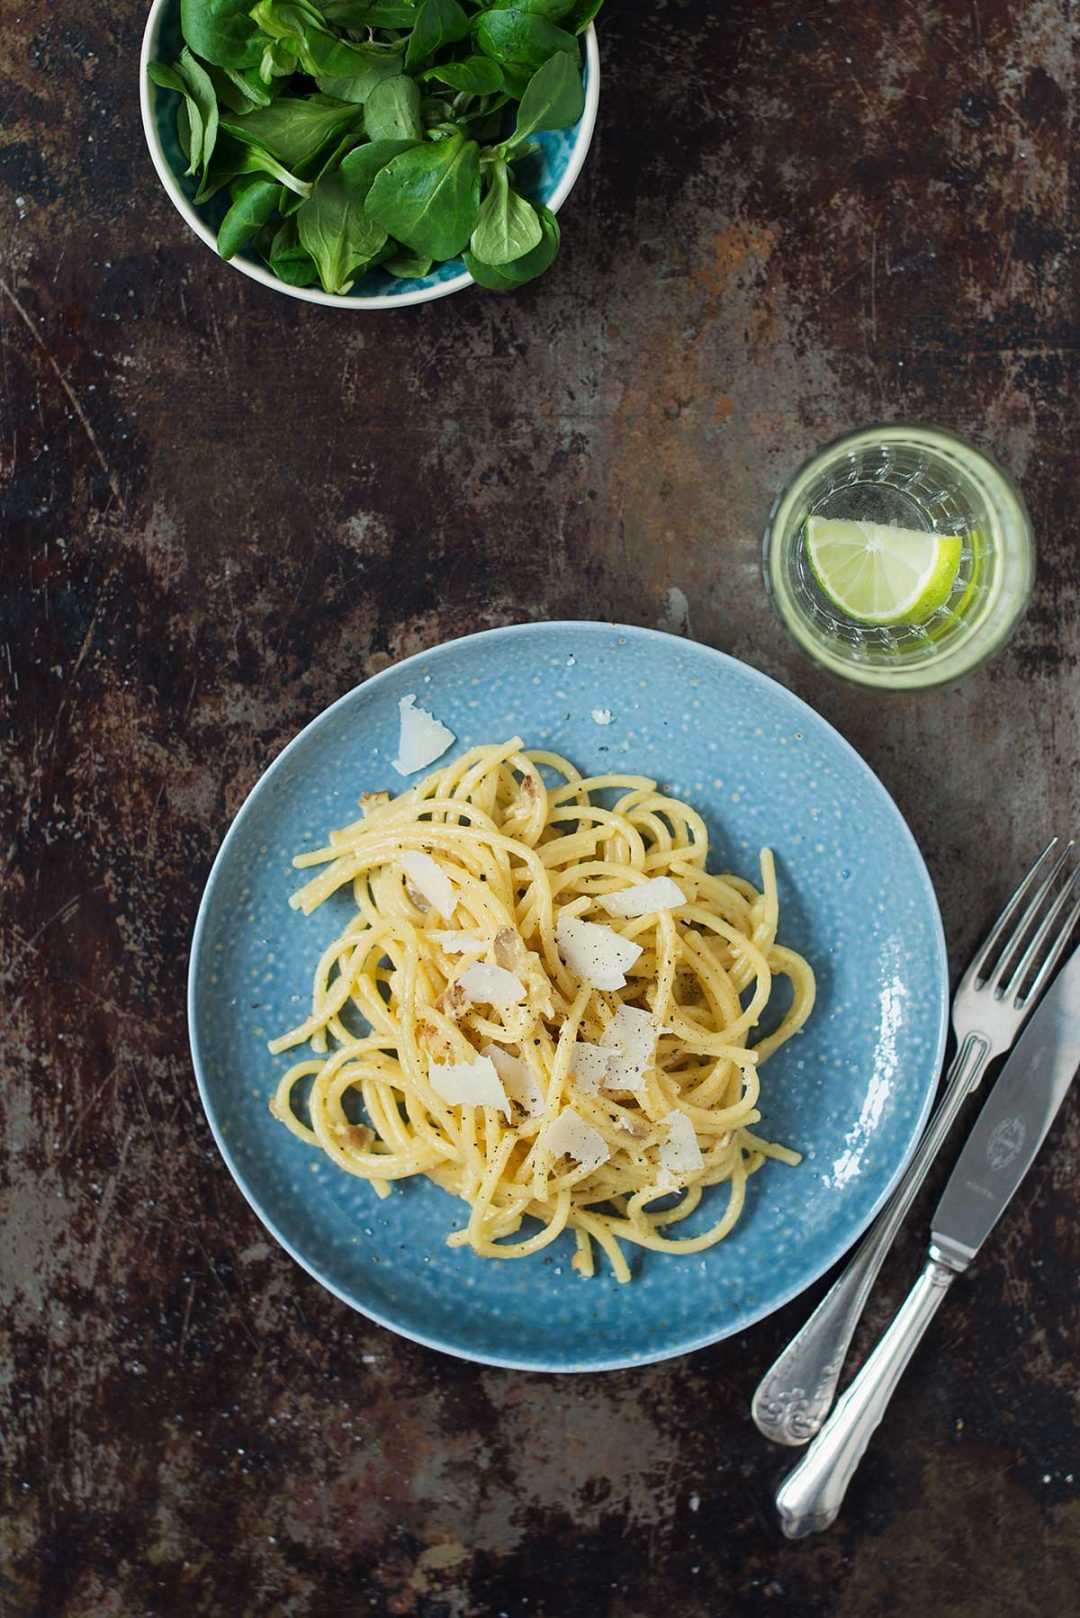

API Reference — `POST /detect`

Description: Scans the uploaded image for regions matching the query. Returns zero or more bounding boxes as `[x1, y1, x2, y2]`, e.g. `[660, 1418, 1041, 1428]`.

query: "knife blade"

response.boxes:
[932, 939, 1080, 1270]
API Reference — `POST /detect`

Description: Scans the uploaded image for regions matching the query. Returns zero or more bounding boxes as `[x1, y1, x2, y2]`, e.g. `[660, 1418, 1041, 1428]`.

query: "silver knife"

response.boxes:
[775, 939, 1080, 1538]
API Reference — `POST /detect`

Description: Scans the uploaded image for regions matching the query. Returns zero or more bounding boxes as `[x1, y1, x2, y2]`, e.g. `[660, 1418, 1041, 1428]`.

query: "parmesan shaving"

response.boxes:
[600, 876, 686, 919]
[659, 1110, 704, 1176]
[403, 878, 431, 914]
[430, 930, 485, 955]
[392, 695, 455, 776]
[542, 1107, 610, 1171]
[555, 915, 643, 991]
[400, 850, 455, 919]
[600, 1005, 656, 1093]
[493, 926, 526, 970]
[483, 1043, 545, 1116]
[458, 962, 527, 1006]
[570, 1041, 610, 1095]
[591, 708, 613, 725]
[428, 1055, 510, 1119]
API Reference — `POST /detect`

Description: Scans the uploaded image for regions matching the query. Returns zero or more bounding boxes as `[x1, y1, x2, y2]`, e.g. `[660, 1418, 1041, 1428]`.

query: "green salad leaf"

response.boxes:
[340, 138, 422, 200]
[486, 0, 578, 17]
[297, 170, 388, 292]
[423, 56, 505, 95]
[195, 132, 311, 203]
[220, 97, 364, 167]
[383, 245, 435, 277]
[320, 2, 421, 24]
[507, 48, 583, 146]
[470, 157, 542, 264]
[217, 176, 281, 258]
[266, 217, 320, 284]
[474, 10, 577, 96]
[179, 0, 263, 70]
[464, 202, 559, 289]
[404, 0, 471, 73]
[364, 76, 423, 142]
[150, 0, 603, 293]
[364, 134, 480, 260]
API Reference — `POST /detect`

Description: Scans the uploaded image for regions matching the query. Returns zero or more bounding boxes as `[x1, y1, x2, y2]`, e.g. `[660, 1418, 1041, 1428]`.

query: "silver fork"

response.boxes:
[752, 836, 1079, 1446]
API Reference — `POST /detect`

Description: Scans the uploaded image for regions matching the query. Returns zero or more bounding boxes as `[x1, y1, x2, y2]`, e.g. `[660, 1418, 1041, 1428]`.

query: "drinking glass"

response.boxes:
[762, 424, 1035, 689]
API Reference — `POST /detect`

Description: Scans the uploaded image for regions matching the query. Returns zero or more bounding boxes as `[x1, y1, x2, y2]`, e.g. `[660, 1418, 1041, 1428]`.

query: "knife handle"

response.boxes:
[752, 1031, 990, 1446]
[775, 1252, 959, 1538]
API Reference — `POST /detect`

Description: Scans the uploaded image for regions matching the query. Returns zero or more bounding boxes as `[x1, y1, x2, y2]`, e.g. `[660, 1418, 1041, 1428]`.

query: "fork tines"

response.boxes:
[972, 837, 1080, 1008]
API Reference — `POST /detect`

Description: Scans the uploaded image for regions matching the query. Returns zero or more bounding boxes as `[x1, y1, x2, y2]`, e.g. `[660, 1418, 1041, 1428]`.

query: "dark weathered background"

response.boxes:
[3, 0, 1079, 1613]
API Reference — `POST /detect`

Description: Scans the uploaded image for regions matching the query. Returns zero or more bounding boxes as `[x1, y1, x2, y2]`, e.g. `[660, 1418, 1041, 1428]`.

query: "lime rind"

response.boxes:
[805, 517, 963, 627]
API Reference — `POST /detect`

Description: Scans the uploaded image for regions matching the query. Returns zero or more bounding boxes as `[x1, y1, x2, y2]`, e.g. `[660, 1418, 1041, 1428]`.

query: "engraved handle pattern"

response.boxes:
[775, 1255, 958, 1538]
[752, 1032, 989, 1446]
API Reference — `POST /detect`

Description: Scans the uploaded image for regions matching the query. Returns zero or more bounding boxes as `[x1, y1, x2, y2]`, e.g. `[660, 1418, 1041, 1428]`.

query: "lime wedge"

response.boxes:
[806, 518, 963, 626]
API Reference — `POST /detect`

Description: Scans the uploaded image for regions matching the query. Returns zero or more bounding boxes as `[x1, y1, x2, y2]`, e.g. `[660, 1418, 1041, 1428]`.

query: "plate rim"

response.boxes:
[187, 620, 949, 1372]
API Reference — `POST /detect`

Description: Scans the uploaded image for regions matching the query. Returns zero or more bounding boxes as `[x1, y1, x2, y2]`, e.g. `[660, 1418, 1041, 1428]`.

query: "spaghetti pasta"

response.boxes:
[268, 739, 815, 1282]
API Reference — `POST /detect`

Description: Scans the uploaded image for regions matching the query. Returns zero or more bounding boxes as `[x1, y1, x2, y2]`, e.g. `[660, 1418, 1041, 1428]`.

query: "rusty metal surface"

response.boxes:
[2, 0, 1079, 1613]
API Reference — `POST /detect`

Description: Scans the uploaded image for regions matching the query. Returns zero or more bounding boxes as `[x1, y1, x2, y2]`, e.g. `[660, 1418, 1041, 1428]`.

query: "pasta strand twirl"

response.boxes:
[268, 740, 815, 1281]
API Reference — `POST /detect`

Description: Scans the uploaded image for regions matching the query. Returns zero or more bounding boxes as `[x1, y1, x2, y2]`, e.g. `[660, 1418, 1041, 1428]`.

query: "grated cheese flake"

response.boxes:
[392, 695, 455, 776]
[483, 1043, 545, 1116]
[600, 876, 686, 919]
[493, 927, 526, 970]
[458, 962, 527, 1006]
[571, 1041, 610, 1095]
[428, 1055, 510, 1119]
[591, 707, 614, 725]
[430, 930, 485, 955]
[659, 1109, 704, 1176]
[542, 1107, 610, 1171]
[555, 915, 643, 991]
[600, 1005, 656, 1092]
[400, 850, 456, 919]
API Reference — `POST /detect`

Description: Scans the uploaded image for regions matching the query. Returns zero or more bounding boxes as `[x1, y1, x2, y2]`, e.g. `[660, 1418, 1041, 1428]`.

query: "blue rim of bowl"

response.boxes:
[187, 622, 950, 1372]
[139, 1, 601, 310]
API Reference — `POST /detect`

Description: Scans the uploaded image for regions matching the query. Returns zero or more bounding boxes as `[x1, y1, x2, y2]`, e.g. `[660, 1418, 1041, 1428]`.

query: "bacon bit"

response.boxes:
[494, 927, 525, 970]
[404, 877, 431, 914]
[417, 1018, 457, 1061]
[437, 980, 467, 1017]
[503, 773, 539, 826]
[341, 1123, 374, 1150]
[360, 792, 389, 813]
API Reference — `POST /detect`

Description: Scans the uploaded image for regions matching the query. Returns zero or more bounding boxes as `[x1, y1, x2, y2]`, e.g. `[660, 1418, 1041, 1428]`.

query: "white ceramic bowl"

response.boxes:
[140, 0, 600, 309]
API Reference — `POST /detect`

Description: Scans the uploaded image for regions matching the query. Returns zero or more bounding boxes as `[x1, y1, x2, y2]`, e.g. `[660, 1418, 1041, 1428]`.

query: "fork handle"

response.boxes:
[751, 1031, 990, 1446]
[775, 1251, 960, 1537]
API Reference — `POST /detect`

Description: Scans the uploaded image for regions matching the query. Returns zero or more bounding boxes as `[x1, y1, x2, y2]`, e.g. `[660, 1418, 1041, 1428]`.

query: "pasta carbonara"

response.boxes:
[268, 739, 815, 1281]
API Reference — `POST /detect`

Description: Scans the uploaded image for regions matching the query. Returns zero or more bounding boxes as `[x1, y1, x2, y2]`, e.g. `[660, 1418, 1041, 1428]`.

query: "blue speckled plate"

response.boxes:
[188, 623, 948, 1371]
